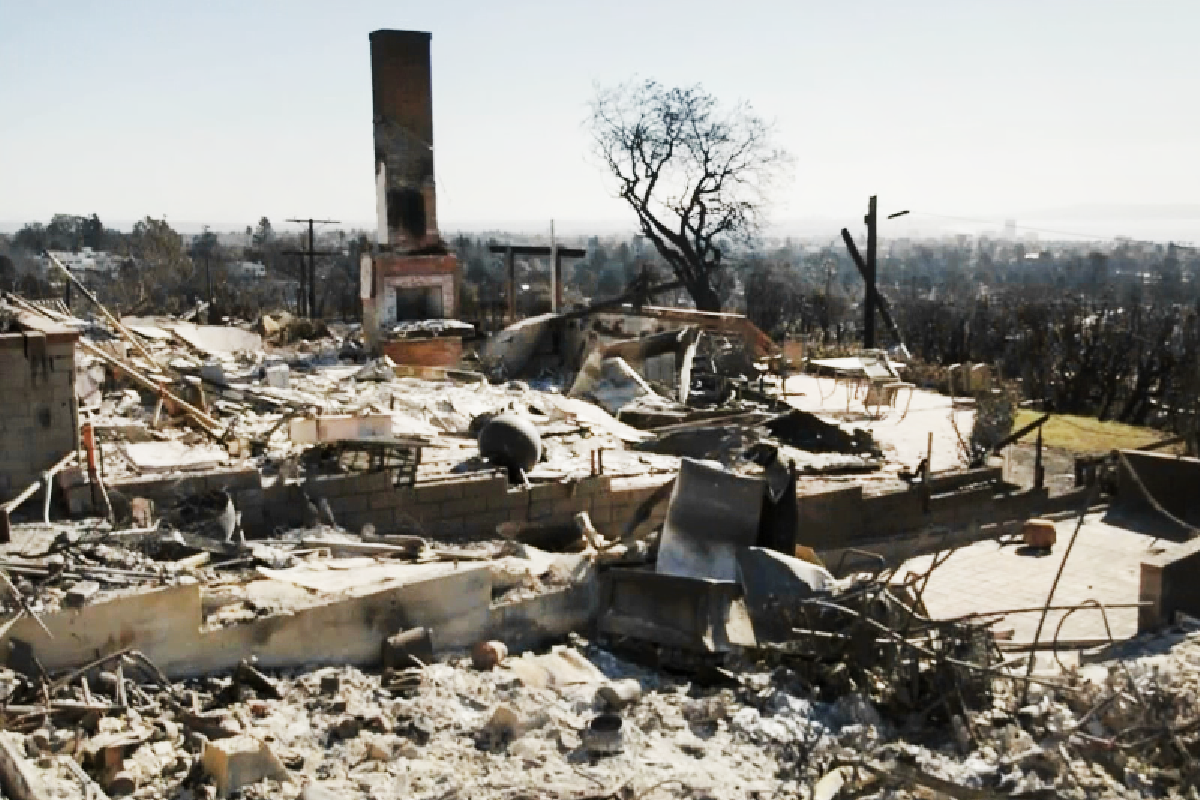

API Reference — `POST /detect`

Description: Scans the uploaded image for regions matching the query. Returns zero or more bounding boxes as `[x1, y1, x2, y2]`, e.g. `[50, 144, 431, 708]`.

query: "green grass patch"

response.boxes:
[1012, 409, 1176, 454]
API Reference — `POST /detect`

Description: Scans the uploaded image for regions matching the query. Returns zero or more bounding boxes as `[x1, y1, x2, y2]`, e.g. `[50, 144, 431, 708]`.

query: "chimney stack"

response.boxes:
[370, 30, 439, 250]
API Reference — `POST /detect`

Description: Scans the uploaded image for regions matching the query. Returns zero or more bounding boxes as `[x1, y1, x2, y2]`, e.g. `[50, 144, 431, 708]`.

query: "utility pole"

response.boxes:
[864, 195, 878, 350]
[285, 218, 339, 318]
[823, 259, 834, 338]
[841, 196, 908, 351]
[549, 220, 557, 313]
[204, 255, 213, 309]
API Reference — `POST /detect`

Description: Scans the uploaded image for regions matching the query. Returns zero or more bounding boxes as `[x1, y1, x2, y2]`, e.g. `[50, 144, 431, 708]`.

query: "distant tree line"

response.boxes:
[2, 214, 367, 321]
[7, 211, 1199, 437]
[734, 236, 1200, 437]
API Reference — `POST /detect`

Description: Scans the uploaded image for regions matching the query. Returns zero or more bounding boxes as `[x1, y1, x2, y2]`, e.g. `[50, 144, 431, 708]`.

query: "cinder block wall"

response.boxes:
[301, 471, 671, 541]
[100, 466, 672, 541]
[1139, 537, 1200, 631]
[0, 334, 78, 497]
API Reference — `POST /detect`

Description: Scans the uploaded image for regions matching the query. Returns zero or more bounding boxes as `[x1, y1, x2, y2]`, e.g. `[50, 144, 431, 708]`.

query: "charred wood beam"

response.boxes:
[486, 245, 586, 257]
[1137, 434, 1186, 452]
[990, 413, 1051, 454]
[560, 280, 685, 321]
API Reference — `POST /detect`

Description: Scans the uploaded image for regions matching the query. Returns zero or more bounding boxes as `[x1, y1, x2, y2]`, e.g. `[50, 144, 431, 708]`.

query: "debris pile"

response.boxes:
[1, 602, 1196, 799]
[4, 281, 1195, 799]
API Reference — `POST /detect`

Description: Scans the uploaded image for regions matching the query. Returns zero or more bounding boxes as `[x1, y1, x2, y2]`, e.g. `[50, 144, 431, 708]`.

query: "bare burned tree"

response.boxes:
[589, 80, 791, 311]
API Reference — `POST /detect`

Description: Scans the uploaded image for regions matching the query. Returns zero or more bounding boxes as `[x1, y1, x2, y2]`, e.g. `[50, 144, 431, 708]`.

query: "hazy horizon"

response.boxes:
[4, 206, 1199, 246]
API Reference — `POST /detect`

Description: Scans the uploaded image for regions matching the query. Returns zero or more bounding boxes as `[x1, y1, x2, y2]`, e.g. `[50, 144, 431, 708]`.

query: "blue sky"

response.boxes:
[2, 1, 1198, 240]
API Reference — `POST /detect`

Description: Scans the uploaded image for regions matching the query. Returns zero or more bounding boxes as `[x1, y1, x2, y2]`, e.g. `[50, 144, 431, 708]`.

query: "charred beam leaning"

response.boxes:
[864, 195, 877, 349]
[841, 213, 903, 348]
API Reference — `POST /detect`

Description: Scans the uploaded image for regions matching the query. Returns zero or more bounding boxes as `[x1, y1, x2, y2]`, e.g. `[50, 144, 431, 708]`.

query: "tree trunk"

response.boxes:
[685, 274, 723, 312]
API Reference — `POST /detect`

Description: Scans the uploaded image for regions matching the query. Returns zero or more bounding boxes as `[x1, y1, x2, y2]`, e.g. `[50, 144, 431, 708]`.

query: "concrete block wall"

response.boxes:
[90, 460, 1065, 557]
[92, 465, 674, 543]
[95, 468, 266, 530]
[489, 579, 599, 652]
[796, 485, 864, 547]
[299, 470, 673, 540]
[0, 335, 78, 497]
[1139, 537, 1200, 632]
[798, 478, 1052, 552]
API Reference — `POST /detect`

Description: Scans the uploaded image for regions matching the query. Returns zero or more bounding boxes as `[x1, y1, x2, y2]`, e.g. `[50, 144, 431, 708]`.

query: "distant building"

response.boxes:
[43, 247, 121, 277]
[228, 261, 267, 279]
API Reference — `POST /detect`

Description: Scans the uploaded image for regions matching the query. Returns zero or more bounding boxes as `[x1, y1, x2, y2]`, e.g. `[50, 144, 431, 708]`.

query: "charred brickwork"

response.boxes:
[0, 319, 79, 496]
[364, 30, 461, 355]
[370, 29, 440, 251]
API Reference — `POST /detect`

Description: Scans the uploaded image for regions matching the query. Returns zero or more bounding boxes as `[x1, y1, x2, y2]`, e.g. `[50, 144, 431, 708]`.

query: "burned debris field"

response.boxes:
[2, 12, 1200, 800]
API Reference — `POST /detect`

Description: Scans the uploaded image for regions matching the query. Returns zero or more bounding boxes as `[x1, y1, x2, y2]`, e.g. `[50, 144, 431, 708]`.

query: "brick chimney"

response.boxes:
[370, 30, 440, 250]
[362, 29, 460, 356]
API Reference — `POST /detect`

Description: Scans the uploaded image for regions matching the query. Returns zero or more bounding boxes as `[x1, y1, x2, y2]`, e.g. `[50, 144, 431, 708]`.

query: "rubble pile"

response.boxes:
[4, 289, 1197, 799]
[0, 612, 1196, 799]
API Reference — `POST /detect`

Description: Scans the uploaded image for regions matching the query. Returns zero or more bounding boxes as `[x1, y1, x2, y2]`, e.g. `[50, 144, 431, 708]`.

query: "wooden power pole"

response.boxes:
[842, 198, 910, 350]
[863, 195, 878, 349]
[285, 218, 339, 318]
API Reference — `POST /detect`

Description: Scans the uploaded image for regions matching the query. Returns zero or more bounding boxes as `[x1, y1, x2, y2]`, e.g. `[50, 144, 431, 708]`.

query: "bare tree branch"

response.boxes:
[589, 80, 792, 311]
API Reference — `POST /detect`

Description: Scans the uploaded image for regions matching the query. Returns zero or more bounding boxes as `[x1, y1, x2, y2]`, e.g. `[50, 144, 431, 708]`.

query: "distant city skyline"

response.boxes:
[3, 1, 1198, 243]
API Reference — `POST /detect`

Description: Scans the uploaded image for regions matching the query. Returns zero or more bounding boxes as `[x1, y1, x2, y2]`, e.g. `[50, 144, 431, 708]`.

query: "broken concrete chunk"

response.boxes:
[130, 497, 155, 528]
[0, 732, 47, 800]
[25, 729, 51, 757]
[1022, 518, 1057, 549]
[353, 356, 397, 382]
[504, 647, 609, 689]
[484, 703, 524, 739]
[570, 353, 660, 416]
[288, 413, 393, 444]
[84, 729, 152, 777]
[318, 674, 341, 696]
[201, 360, 226, 386]
[105, 769, 137, 796]
[233, 658, 282, 700]
[63, 580, 100, 608]
[360, 732, 398, 761]
[300, 782, 342, 800]
[675, 729, 708, 756]
[329, 715, 361, 741]
[122, 441, 229, 473]
[264, 363, 289, 388]
[596, 679, 642, 710]
[201, 735, 290, 798]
